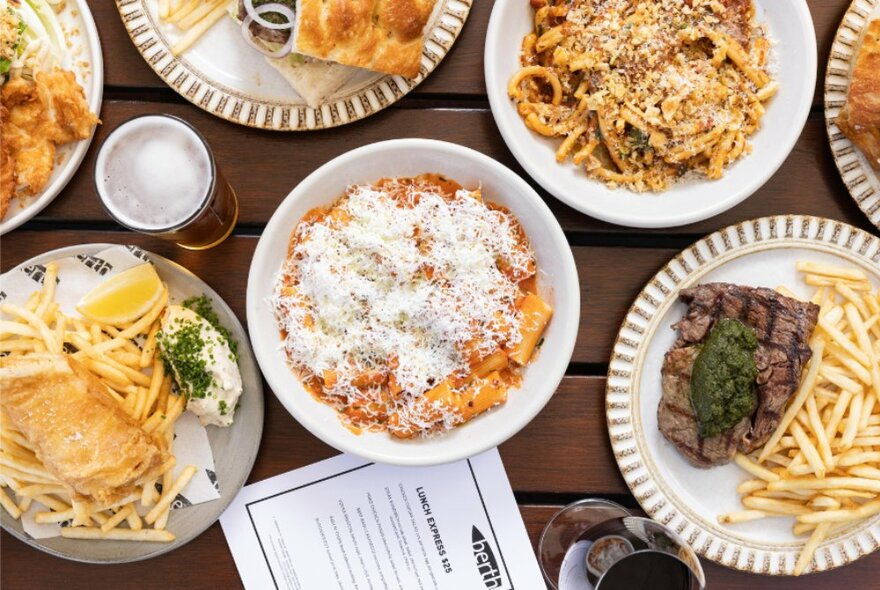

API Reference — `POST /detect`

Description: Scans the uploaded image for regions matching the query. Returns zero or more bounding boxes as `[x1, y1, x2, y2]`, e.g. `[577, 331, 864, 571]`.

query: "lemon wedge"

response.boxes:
[77, 263, 164, 325]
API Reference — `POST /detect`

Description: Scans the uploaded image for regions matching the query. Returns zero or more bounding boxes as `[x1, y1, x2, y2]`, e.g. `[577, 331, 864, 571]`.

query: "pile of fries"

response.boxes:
[159, 0, 231, 56]
[719, 262, 880, 575]
[0, 262, 196, 542]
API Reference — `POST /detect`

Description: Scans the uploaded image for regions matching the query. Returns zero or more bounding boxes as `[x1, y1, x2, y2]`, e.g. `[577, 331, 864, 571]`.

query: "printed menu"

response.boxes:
[220, 449, 543, 589]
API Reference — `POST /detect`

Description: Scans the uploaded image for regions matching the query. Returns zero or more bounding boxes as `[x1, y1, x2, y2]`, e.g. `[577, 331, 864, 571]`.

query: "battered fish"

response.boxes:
[0, 354, 169, 504]
[0, 69, 98, 219]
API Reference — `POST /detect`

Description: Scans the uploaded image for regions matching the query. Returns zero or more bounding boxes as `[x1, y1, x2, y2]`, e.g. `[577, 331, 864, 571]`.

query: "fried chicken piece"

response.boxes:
[40, 68, 99, 142]
[0, 68, 98, 219]
[0, 105, 13, 219]
[2, 75, 55, 199]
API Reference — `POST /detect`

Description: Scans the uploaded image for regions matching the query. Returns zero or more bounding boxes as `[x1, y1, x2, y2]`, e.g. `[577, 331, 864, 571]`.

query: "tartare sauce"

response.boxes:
[158, 304, 242, 427]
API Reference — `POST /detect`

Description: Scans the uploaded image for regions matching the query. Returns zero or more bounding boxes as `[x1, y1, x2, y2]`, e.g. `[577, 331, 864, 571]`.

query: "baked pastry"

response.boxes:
[0, 354, 169, 504]
[837, 19, 880, 170]
[294, 0, 437, 78]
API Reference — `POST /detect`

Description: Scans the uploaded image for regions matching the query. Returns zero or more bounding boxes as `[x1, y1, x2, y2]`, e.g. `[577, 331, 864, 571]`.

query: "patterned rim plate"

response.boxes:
[114, 0, 472, 130]
[825, 0, 880, 230]
[0, 244, 264, 563]
[0, 0, 103, 236]
[606, 216, 880, 576]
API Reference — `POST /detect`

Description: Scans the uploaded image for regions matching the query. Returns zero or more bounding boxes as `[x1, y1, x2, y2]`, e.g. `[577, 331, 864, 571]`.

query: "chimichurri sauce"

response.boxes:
[690, 318, 758, 438]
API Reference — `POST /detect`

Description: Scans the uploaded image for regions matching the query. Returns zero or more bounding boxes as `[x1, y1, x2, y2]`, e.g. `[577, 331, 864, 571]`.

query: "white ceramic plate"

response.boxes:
[485, 0, 816, 228]
[607, 216, 880, 575]
[247, 139, 580, 466]
[0, 0, 104, 236]
[0, 244, 264, 563]
[825, 0, 880, 230]
[114, 0, 471, 130]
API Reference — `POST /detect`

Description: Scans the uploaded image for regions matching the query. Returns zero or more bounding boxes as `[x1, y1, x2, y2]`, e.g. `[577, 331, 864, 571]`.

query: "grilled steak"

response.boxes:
[658, 283, 820, 467]
[659, 347, 752, 466]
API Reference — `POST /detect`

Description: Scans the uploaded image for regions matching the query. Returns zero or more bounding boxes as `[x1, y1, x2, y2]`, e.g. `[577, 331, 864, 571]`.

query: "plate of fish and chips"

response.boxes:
[607, 216, 880, 575]
[0, 244, 264, 562]
[0, 0, 103, 235]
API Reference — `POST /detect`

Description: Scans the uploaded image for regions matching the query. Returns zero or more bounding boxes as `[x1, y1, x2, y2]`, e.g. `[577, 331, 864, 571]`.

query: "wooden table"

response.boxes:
[2, 1, 879, 587]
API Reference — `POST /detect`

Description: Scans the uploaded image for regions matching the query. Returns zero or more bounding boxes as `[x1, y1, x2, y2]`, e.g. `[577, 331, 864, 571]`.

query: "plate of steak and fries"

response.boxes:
[606, 216, 880, 576]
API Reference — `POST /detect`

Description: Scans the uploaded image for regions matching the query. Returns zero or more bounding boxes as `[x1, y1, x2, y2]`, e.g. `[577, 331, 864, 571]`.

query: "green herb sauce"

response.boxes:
[690, 318, 759, 438]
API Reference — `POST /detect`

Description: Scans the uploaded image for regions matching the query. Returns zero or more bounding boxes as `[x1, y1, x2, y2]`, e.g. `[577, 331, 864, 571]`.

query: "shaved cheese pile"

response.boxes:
[271, 179, 536, 433]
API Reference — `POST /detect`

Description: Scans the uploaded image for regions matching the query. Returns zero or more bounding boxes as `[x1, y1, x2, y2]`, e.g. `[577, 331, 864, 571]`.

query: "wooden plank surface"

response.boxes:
[29, 102, 877, 236]
[4, 506, 879, 589]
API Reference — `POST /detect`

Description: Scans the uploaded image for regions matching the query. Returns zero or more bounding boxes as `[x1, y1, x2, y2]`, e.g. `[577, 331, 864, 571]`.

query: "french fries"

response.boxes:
[719, 263, 880, 575]
[162, 0, 232, 56]
[0, 262, 195, 543]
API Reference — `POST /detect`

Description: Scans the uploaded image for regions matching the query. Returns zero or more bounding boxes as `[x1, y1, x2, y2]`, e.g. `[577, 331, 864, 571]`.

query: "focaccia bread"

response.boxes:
[294, 0, 437, 78]
[837, 19, 880, 170]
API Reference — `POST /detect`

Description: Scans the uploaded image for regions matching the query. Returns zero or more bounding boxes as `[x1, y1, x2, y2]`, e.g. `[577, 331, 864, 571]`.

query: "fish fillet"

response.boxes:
[0, 354, 169, 504]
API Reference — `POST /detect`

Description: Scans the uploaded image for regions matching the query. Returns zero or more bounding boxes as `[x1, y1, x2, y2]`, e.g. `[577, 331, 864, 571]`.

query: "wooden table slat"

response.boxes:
[5, 503, 877, 589]
[29, 102, 877, 236]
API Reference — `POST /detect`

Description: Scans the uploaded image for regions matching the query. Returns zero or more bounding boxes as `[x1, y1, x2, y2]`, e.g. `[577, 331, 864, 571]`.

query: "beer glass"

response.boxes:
[94, 114, 238, 250]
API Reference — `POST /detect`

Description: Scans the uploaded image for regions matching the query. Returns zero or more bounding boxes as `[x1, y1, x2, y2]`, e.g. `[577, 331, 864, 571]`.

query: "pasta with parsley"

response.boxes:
[509, 0, 778, 192]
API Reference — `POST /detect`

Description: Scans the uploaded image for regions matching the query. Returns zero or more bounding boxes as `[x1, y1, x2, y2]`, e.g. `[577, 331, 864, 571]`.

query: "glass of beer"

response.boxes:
[94, 114, 238, 250]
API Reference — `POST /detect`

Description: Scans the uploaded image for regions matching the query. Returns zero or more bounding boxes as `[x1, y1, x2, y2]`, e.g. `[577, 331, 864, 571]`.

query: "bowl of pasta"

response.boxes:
[247, 139, 580, 465]
[485, 0, 816, 228]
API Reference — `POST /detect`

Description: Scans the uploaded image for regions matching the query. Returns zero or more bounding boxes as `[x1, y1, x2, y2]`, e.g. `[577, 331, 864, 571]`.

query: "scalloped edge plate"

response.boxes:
[824, 0, 880, 230]
[606, 216, 880, 576]
[113, 0, 471, 130]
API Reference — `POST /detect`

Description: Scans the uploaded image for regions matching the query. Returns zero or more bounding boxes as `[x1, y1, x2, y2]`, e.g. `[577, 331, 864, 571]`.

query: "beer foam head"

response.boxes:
[96, 116, 213, 231]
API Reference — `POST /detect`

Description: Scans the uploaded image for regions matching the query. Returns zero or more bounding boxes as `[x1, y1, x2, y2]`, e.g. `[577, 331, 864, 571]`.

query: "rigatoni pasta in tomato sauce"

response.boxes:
[271, 175, 552, 438]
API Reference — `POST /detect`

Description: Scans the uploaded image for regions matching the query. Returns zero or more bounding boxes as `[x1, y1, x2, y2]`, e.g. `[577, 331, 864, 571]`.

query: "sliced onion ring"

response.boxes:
[243, 0, 295, 31]
[241, 13, 295, 58]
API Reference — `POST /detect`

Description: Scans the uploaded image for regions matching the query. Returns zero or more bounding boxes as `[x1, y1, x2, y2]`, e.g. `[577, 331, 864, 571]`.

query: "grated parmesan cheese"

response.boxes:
[516, 0, 776, 191]
[271, 178, 537, 435]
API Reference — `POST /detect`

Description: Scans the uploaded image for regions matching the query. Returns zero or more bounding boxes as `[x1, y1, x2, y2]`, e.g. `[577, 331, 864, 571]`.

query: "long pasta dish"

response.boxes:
[271, 175, 553, 438]
[509, 0, 778, 192]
